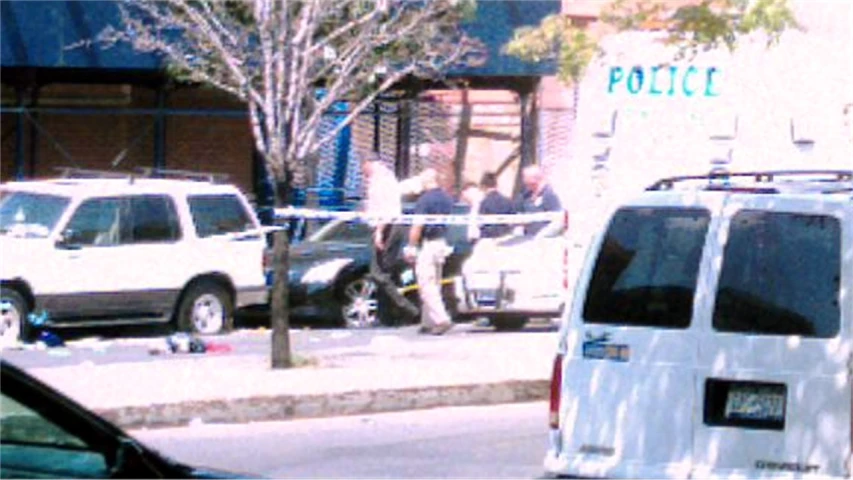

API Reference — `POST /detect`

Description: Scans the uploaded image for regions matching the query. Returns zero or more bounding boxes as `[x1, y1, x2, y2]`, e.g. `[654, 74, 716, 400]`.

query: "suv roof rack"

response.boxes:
[135, 167, 230, 183]
[55, 167, 136, 179]
[648, 170, 853, 194]
[54, 167, 231, 184]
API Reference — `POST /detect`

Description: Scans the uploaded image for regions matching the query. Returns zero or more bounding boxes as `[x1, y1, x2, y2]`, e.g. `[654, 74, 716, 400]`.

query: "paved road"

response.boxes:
[134, 401, 550, 479]
[1, 315, 557, 370]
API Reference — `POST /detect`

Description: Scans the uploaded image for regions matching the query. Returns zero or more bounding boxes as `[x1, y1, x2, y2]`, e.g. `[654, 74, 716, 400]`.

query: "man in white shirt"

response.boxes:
[362, 157, 420, 325]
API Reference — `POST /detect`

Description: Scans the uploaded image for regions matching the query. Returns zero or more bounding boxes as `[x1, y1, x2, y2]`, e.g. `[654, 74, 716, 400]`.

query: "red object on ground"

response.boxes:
[204, 342, 233, 354]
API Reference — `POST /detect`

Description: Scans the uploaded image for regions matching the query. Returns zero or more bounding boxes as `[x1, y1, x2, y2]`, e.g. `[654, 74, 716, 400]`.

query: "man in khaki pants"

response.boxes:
[404, 169, 455, 335]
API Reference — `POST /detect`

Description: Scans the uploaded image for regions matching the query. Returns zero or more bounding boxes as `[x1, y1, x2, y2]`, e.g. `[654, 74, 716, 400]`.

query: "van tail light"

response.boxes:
[549, 353, 564, 429]
[562, 210, 570, 290]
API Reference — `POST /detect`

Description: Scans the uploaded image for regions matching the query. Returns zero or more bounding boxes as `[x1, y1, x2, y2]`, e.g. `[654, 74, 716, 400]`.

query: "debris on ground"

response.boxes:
[37, 330, 64, 348]
[148, 333, 232, 355]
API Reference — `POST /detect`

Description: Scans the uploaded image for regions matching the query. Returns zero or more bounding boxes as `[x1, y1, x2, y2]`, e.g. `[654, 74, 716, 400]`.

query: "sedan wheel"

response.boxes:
[341, 276, 379, 329]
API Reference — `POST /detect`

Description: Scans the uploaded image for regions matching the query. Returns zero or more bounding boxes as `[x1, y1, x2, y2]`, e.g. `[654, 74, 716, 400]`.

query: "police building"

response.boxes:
[550, 0, 852, 235]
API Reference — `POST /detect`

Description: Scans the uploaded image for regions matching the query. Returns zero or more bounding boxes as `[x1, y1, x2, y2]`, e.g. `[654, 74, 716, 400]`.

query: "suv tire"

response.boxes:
[177, 281, 234, 335]
[1, 287, 33, 344]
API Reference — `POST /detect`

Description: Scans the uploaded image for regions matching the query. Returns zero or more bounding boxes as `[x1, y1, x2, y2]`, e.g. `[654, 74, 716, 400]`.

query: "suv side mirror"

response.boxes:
[55, 230, 82, 250]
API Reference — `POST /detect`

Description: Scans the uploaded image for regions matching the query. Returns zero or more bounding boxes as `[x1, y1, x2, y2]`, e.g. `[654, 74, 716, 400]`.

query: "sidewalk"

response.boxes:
[23, 326, 559, 430]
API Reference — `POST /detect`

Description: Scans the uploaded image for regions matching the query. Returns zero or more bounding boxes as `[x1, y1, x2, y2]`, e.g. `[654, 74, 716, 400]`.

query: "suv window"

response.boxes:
[63, 198, 123, 247]
[128, 195, 180, 243]
[713, 210, 841, 338]
[583, 207, 711, 329]
[0, 191, 70, 237]
[188, 194, 254, 238]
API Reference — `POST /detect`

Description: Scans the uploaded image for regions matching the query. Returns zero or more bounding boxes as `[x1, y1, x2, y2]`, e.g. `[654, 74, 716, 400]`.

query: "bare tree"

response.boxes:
[96, 0, 485, 368]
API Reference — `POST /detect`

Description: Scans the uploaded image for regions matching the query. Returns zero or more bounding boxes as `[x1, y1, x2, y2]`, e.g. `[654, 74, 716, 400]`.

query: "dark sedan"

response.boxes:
[272, 206, 474, 328]
[0, 360, 255, 479]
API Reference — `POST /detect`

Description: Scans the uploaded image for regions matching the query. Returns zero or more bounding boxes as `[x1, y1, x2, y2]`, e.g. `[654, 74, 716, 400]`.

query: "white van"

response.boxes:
[544, 170, 853, 479]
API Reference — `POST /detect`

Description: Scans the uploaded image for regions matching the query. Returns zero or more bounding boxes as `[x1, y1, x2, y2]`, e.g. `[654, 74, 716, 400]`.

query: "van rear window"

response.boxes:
[583, 207, 710, 329]
[713, 211, 841, 338]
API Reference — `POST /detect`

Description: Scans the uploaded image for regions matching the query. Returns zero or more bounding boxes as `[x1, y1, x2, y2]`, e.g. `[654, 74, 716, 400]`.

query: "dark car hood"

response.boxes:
[290, 241, 371, 266]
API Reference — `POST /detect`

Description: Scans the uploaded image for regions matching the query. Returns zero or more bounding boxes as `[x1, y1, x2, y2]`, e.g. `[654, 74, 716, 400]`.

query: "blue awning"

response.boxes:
[1, 0, 557, 76]
[1, 1, 162, 70]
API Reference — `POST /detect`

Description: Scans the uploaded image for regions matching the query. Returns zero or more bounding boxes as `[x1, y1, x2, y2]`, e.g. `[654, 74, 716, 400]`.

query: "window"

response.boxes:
[583, 207, 711, 329]
[188, 194, 255, 238]
[713, 211, 841, 338]
[127, 195, 180, 243]
[0, 191, 71, 238]
[1, 392, 109, 478]
[311, 220, 372, 243]
[62, 198, 124, 247]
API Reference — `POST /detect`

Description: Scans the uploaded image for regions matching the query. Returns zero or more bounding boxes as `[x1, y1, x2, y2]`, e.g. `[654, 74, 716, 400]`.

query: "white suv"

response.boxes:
[545, 170, 852, 479]
[0, 170, 267, 344]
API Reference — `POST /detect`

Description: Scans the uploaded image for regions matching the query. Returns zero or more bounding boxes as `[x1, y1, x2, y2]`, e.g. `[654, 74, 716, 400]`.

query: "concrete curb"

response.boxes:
[97, 379, 550, 429]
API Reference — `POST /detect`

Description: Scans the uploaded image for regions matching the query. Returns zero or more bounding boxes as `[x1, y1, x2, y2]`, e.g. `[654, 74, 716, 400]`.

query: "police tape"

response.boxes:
[272, 206, 567, 225]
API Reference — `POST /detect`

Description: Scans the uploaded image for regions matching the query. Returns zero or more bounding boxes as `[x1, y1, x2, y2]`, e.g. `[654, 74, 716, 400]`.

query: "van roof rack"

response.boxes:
[648, 170, 853, 195]
[135, 167, 230, 183]
[55, 167, 136, 179]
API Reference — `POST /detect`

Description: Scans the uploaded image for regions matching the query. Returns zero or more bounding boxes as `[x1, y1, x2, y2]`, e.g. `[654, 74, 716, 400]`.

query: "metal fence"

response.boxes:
[310, 95, 577, 203]
[2, 90, 579, 208]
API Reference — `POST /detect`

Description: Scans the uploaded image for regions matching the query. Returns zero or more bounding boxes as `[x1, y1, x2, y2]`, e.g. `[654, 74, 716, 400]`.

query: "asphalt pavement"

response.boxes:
[134, 401, 550, 479]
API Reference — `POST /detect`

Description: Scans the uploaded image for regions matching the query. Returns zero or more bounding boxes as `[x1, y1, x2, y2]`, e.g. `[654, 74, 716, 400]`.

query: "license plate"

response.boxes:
[474, 289, 497, 305]
[724, 385, 786, 422]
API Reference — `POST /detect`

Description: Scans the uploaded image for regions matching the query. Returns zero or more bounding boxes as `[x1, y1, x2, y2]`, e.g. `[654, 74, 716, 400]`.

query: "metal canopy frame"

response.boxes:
[2, 69, 544, 208]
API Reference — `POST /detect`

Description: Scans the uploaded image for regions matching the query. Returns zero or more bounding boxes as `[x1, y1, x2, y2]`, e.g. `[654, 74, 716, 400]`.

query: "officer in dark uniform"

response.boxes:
[477, 172, 515, 239]
[518, 165, 562, 236]
[405, 169, 455, 335]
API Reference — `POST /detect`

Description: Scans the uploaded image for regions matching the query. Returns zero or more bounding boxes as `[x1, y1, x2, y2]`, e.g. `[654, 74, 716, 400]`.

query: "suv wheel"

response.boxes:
[340, 275, 380, 329]
[491, 315, 528, 331]
[1, 288, 32, 344]
[177, 282, 234, 335]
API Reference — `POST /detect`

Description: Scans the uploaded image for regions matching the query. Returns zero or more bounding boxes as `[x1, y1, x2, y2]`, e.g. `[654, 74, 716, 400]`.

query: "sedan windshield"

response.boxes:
[0, 191, 71, 238]
[309, 220, 373, 243]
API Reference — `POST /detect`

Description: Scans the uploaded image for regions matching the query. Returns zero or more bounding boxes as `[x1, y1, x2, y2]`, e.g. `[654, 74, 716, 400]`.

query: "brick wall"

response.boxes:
[0, 83, 257, 194]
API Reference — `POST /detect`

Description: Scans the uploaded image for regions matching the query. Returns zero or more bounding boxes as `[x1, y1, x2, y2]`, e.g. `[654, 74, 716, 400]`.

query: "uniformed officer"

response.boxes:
[478, 172, 515, 239]
[518, 165, 562, 236]
[404, 169, 455, 335]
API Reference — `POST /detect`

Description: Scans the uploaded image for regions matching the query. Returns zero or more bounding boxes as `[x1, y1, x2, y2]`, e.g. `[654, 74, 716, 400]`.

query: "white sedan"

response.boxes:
[454, 220, 568, 330]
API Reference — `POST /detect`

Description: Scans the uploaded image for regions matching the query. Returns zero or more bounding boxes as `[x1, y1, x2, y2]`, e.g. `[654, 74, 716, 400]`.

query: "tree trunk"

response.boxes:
[453, 88, 471, 195]
[270, 179, 292, 369]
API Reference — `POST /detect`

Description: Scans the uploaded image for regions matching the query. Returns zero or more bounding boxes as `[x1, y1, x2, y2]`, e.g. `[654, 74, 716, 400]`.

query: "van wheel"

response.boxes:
[177, 281, 234, 335]
[0, 288, 33, 344]
[491, 315, 528, 331]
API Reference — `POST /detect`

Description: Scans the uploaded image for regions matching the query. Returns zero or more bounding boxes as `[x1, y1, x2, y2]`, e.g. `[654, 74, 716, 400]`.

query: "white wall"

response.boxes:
[551, 0, 853, 236]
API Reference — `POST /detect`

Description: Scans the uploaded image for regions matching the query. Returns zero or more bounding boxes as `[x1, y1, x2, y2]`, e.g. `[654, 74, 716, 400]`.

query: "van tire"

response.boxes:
[491, 315, 528, 331]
